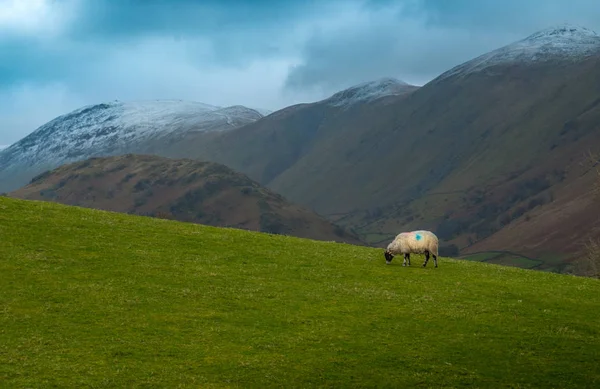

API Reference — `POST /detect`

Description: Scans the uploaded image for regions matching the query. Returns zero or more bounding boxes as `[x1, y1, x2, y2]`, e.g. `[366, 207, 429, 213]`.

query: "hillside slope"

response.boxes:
[1, 196, 599, 387]
[8, 154, 363, 244]
[8, 154, 362, 245]
[0, 100, 266, 193]
[179, 25, 600, 269]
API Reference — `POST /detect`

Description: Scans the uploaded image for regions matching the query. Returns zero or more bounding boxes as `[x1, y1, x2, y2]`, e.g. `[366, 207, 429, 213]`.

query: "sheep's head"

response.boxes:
[384, 250, 394, 264]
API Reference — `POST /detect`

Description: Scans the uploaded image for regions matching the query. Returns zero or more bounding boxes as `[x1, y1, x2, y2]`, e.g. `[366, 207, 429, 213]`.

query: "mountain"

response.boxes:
[325, 77, 418, 108]
[8, 154, 363, 245]
[0, 100, 266, 193]
[158, 77, 419, 187]
[170, 25, 600, 271]
[0, 145, 8, 151]
[435, 24, 600, 83]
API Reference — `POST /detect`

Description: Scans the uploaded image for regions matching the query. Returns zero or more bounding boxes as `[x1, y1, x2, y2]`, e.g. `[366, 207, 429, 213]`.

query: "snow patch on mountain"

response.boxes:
[435, 24, 600, 82]
[0, 145, 8, 151]
[325, 77, 417, 108]
[0, 99, 265, 191]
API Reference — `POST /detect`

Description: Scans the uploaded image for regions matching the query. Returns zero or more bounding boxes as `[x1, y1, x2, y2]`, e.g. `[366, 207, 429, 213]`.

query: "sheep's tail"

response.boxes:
[421, 230, 439, 257]
[432, 243, 439, 257]
[430, 234, 439, 257]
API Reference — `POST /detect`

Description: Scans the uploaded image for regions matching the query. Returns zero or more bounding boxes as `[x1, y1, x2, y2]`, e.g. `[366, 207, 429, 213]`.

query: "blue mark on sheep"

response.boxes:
[415, 233, 422, 241]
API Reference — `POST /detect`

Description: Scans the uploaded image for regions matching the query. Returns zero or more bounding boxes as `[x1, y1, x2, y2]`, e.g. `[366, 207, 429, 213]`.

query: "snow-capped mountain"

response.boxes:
[0, 145, 8, 151]
[0, 99, 266, 192]
[325, 77, 418, 108]
[436, 24, 600, 82]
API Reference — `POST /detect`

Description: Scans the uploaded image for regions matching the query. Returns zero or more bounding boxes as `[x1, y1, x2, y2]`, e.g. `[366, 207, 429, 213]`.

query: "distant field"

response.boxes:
[486, 255, 542, 269]
[1, 197, 599, 388]
[461, 251, 543, 269]
[360, 232, 394, 245]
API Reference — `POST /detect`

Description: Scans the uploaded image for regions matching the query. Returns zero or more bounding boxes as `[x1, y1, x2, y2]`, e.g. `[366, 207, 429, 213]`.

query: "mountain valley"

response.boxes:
[171, 25, 600, 271]
[3, 24, 600, 272]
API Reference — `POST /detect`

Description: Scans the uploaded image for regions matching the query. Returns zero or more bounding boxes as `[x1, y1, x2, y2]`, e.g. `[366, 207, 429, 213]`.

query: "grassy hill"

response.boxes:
[8, 154, 362, 245]
[1, 196, 599, 387]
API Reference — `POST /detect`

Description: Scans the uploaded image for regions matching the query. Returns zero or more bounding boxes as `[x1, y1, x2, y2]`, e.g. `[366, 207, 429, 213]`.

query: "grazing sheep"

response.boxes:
[384, 230, 439, 267]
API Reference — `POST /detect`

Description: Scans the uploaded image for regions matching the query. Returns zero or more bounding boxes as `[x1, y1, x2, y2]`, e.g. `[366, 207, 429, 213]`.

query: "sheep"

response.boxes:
[384, 230, 439, 268]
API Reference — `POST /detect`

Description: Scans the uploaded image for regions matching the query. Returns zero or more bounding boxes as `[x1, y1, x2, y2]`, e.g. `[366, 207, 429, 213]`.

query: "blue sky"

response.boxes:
[1, 0, 600, 146]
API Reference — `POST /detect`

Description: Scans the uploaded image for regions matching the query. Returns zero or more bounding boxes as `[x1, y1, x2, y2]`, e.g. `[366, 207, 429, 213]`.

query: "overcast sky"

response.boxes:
[1, 0, 600, 146]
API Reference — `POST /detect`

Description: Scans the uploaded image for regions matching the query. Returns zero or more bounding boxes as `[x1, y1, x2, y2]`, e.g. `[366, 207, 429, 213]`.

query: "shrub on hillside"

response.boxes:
[133, 179, 152, 192]
[30, 170, 52, 184]
[169, 189, 207, 217]
[39, 189, 57, 199]
[240, 186, 253, 195]
[121, 173, 137, 183]
[133, 197, 147, 208]
[436, 219, 466, 241]
[107, 163, 128, 173]
[333, 225, 346, 237]
[153, 211, 172, 220]
[259, 211, 288, 235]
[579, 238, 600, 279]
[439, 244, 460, 257]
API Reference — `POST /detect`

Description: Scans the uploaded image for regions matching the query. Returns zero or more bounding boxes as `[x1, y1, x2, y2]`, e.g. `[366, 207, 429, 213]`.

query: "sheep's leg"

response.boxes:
[423, 251, 430, 267]
[433, 254, 438, 268]
[402, 253, 409, 266]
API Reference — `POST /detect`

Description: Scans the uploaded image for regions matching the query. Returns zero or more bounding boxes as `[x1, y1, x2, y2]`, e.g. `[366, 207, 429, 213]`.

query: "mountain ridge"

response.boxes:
[434, 23, 600, 83]
[324, 77, 418, 108]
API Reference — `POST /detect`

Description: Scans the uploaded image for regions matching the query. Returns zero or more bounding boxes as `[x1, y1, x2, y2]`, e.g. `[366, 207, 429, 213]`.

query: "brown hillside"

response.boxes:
[160, 81, 419, 187]
[460, 163, 600, 269]
[8, 154, 364, 245]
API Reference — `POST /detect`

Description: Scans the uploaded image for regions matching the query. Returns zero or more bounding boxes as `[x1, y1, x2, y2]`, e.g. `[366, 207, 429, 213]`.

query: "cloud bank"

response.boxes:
[1, 0, 599, 145]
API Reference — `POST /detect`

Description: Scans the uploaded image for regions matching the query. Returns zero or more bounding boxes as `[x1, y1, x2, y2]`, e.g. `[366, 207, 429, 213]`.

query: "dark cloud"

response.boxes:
[419, 0, 600, 31]
[72, 0, 322, 37]
[0, 36, 106, 88]
[285, 0, 600, 94]
[0, 0, 335, 87]
[2, 0, 600, 145]
[0, 0, 339, 146]
[67, 0, 333, 67]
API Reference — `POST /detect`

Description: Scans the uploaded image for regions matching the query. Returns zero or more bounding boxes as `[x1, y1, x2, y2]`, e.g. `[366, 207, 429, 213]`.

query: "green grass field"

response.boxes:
[1, 197, 600, 388]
